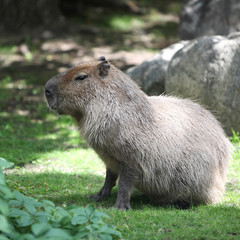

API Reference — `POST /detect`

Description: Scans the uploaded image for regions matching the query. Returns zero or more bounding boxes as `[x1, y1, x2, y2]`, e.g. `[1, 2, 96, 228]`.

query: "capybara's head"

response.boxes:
[45, 56, 110, 116]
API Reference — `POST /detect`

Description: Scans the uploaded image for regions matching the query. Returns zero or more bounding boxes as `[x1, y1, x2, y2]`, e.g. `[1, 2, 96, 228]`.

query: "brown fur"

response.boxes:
[45, 57, 232, 209]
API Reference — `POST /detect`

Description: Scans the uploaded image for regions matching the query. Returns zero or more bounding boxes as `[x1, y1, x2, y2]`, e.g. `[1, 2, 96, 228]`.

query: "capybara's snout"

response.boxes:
[45, 79, 57, 111]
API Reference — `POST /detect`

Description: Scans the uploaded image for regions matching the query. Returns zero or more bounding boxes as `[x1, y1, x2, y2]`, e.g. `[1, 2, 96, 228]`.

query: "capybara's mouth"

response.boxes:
[48, 104, 64, 115]
[46, 100, 57, 112]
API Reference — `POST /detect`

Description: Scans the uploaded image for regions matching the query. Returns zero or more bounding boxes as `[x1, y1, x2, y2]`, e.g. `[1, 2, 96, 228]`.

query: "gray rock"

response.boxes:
[126, 41, 189, 95]
[166, 33, 240, 134]
[180, 0, 240, 40]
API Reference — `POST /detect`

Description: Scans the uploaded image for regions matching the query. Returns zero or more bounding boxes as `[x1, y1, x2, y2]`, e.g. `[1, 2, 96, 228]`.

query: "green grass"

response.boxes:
[1, 72, 240, 239]
[0, 44, 17, 54]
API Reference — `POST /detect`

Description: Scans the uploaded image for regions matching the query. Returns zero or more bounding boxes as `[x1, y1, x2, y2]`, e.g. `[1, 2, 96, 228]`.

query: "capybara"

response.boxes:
[45, 56, 231, 209]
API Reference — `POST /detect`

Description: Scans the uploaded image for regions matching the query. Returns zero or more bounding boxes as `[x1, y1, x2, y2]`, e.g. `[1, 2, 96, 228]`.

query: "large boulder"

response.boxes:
[166, 33, 240, 134]
[179, 0, 240, 40]
[126, 41, 189, 95]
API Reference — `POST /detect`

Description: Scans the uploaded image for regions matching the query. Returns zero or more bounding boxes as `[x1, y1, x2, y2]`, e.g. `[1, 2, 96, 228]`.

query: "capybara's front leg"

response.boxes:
[88, 168, 118, 201]
[114, 166, 136, 210]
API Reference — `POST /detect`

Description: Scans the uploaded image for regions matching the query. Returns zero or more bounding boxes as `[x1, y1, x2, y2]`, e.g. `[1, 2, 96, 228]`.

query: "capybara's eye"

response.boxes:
[75, 74, 88, 81]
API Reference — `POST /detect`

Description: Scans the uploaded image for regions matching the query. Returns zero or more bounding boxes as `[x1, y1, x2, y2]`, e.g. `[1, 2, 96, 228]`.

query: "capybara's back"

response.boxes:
[138, 95, 231, 205]
[45, 57, 232, 209]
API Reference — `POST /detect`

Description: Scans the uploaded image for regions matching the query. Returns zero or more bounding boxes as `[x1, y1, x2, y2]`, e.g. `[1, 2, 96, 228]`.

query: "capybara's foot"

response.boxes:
[114, 200, 131, 210]
[87, 194, 103, 202]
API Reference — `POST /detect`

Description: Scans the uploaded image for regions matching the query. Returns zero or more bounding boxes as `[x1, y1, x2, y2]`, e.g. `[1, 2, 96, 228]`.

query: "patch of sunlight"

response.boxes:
[0, 112, 10, 117]
[0, 44, 17, 54]
[109, 15, 144, 31]
[6, 148, 105, 176]
[0, 77, 29, 90]
[34, 148, 105, 175]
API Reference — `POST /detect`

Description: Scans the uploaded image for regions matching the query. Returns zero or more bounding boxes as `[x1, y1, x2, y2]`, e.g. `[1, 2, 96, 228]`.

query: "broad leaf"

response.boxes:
[0, 235, 9, 240]
[0, 185, 13, 198]
[0, 198, 9, 216]
[8, 199, 22, 206]
[13, 190, 25, 203]
[15, 233, 37, 240]
[98, 225, 122, 237]
[35, 211, 50, 222]
[41, 200, 55, 207]
[0, 158, 14, 169]
[25, 196, 43, 208]
[24, 203, 36, 215]
[60, 215, 71, 226]
[19, 215, 35, 227]
[94, 211, 109, 219]
[90, 216, 103, 224]
[85, 205, 95, 217]
[0, 215, 11, 233]
[44, 228, 72, 240]
[9, 209, 30, 218]
[99, 233, 112, 240]
[69, 208, 85, 215]
[74, 230, 89, 239]
[71, 215, 88, 225]
[0, 171, 5, 185]
[31, 222, 51, 237]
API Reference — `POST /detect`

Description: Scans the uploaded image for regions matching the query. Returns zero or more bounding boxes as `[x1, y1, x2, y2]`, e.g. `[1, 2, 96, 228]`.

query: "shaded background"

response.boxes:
[0, 0, 182, 69]
[0, 0, 182, 165]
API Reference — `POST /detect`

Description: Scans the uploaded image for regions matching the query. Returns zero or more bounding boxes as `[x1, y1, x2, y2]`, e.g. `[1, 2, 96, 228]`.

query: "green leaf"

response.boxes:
[19, 215, 35, 226]
[85, 205, 95, 217]
[15, 233, 36, 240]
[51, 207, 71, 223]
[24, 196, 43, 208]
[60, 216, 71, 226]
[74, 230, 89, 239]
[8, 199, 22, 206]
[44, 228, 72, 240]
[41, 200, 55, 207]
[0, 235, 9, 240]
[9, 209, 30, 218]
[98, 225, 122, 237]
[90, 216, 103, 224]
[69, 208, 85, 215]
[0, 158, 14, 169]
[0, 171, 5, 185]
[24, 203, 36, 215]
[31, 222, 51, 237]
[0, 215, 12, 234]
[43, 205, 54, 214]
[0, 185, 13, 199]
[35, 211, 50, 222]
[13, 190, 25, 203]
[71, 215, 88, 225]
[0, 198, 9, 216]
[94, 211, 109, 219]
[99, 233, 112, 240]
[55, 207, 71, 217]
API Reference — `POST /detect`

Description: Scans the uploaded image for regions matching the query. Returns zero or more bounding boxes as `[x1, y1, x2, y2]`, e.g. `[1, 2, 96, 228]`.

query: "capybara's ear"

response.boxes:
[97, 56, 106, 62]
[97, 60, 110, 78]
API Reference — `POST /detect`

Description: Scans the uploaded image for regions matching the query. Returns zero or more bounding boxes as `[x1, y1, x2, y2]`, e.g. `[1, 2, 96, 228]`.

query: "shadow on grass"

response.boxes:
[0, 60, 71, 85]
[0, 112, 88, 165]
[6, 170, 240, 239]
[0, 60, 89, 165]
[6, 171, 240, 212]
[6, 171, 150, 209]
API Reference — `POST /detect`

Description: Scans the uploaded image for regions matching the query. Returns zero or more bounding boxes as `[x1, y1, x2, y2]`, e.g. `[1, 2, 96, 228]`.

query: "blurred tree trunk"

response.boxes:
[0, 0, 63, 33]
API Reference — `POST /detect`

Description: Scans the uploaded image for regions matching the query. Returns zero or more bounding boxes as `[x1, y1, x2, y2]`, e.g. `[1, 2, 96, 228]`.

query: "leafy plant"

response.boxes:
[0, 158, 122, 240]
[230, 129, 240, 145]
